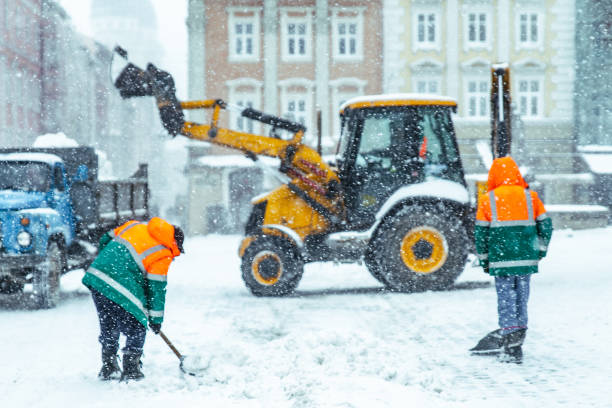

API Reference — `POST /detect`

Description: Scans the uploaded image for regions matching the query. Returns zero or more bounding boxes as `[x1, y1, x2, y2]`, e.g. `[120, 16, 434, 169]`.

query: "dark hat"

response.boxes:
[173, 225, 185, 254]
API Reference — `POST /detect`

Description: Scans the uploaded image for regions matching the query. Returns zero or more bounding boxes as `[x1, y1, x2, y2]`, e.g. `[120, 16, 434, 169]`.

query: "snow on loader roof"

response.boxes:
[339, 93, 458, 113]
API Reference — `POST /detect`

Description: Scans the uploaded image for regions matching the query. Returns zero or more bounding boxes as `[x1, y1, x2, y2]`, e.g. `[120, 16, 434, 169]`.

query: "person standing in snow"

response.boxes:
[82, 217, 184, 380]
[470, 157, 553, 363]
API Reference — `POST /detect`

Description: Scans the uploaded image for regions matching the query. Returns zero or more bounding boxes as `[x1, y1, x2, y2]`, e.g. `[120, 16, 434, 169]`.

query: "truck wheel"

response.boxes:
[241, 235, 303, 297]
[368, 205, 468, 292]
[33, 241, 66, 309]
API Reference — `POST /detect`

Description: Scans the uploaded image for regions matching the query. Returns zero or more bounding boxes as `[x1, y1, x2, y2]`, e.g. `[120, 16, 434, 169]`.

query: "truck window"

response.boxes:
[0, 162, 51, 192]
[53, 166, 65, 192]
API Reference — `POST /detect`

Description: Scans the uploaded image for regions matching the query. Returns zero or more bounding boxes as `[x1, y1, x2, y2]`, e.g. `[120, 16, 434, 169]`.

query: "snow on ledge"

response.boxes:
[546, 204, 609, 213]
[581, 153, 612, 175]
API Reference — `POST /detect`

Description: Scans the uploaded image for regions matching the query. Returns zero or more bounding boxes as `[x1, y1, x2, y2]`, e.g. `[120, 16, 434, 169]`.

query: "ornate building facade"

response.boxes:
[383, 0, 578, 205]
[186, 0, 384, 235]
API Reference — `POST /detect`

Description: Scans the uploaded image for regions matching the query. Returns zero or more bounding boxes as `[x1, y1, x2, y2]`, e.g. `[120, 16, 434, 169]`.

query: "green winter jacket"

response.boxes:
[475, 157, 553, 276]
[82, 218, 181, 327]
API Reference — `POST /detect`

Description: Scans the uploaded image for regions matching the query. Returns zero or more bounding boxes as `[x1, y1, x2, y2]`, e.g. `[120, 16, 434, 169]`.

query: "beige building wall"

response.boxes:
[391, 0, 576, 194]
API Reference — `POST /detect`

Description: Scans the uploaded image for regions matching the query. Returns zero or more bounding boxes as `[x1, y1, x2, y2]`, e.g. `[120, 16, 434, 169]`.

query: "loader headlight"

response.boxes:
[17, 231, 32, 247]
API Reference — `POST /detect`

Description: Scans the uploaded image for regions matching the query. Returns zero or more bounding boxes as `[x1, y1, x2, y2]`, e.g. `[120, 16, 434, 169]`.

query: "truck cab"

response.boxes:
[0, 153, 79, 307]
[0, 147, 149, 308]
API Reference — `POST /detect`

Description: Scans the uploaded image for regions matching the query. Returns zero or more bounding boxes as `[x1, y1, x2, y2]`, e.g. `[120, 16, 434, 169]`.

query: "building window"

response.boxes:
[281, 13, 312, 61]
[413, 78, 440, 94]
[465, 11, 491, 49]
[517, 78, 543, 118]
[227, 78, 262, 134]
[330, 78, 367, 143]
[465, 79, 489, 118]
[332, 10, 364, 61]
[233, 98, 255, 134]
[412, 5, 441, 52]
[284, 95, 308, 127]
[418, 13, 436, 44]
[228, 10, 260, 61]
[516, 10, 543, 49]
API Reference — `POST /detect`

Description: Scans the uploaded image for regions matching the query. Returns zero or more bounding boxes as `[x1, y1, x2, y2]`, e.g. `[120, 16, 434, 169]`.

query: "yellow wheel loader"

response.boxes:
[112, 49, 474, 296]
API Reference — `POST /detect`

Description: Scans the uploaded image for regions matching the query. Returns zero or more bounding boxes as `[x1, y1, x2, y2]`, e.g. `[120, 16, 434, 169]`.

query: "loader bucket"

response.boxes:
[114, 63, 153, 99]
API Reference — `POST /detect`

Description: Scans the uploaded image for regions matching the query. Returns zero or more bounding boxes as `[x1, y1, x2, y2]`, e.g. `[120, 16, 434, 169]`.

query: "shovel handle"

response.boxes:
[158, 330, 183, 361]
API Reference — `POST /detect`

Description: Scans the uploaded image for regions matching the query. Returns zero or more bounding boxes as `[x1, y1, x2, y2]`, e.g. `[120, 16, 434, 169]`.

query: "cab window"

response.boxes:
[53, 166, 65, 192]
[415, 108, 463, 183]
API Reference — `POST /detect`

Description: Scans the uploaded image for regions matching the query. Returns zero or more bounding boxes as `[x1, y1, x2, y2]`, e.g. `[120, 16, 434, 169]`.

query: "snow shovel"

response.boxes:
[157, 330, 207, 376]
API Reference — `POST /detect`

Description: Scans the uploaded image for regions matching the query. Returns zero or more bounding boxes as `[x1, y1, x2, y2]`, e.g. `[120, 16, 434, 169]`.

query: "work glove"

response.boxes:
[539, 250, 547, 259]
[150, 323, 161, 334]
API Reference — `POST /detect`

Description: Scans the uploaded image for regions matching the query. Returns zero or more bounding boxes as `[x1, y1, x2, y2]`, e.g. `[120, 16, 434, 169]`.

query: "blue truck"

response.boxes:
[0, 147, 149, 308]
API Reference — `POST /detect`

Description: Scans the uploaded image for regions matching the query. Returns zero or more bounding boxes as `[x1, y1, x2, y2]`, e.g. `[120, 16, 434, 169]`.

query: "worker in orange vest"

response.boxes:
[470, 157, 553, 363]
[82, 217, 184, 380]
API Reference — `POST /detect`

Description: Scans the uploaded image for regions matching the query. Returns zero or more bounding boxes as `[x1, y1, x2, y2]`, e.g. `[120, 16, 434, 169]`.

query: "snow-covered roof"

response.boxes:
[339, 93, 457, 113]
[0, 152, 63, 166]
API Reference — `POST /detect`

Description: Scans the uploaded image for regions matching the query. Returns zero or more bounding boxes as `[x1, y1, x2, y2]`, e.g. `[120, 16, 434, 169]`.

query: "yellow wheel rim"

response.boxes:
[252, 251, 283, 285]
[400, 226, 448, 274]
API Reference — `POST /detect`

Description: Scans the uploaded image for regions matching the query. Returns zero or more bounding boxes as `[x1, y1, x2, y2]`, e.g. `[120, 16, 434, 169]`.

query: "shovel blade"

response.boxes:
[179, 355, 208, 376]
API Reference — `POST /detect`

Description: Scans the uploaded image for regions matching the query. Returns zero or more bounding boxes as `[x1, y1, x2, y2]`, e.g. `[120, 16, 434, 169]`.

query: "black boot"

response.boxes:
[121, 351, 144, 381]
[499, 329, 527, 364]
[98, 350, 121, 380]
[470, 329, 504, 355]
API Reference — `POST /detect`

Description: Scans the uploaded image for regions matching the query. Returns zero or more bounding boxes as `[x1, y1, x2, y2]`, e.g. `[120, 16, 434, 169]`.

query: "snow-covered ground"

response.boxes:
[1, 227, 611, 407]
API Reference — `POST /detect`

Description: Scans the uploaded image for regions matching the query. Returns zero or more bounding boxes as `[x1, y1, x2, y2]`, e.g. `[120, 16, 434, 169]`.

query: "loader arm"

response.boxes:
[112, 54, 345, 225]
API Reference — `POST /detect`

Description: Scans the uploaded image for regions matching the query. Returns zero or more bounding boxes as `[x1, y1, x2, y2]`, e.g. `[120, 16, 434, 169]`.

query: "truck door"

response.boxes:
[51, 164, 74, 238]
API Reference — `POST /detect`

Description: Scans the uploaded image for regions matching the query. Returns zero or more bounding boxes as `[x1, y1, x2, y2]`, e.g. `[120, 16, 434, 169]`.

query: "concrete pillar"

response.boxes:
[263, 0, 278, 115]
[187, 0, 206, 123]
[497, 0, 510, 62]
[315, 0, 330, 142]
[446, 0, 459, 99]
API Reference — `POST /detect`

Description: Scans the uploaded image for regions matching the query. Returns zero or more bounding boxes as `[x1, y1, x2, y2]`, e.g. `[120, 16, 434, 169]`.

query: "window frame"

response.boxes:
[330, 78, 367, 142]
[515, 7, 544, 51]
[226, 78, 262, 134]
[463, 77, 490, 120]
[279, 78, 314, 143]
[331, 9, 364, 62]
[412, 77, 442, 95]
[411, 4, 441, 52]
[515, 75, 544, 119]
[281, 10, 313, 62]
[227, 9, 260, 62]
[463, 7, 492, 51]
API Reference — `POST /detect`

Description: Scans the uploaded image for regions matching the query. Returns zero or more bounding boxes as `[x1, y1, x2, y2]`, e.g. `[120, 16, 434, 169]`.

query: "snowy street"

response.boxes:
[1, 227, 611, 407]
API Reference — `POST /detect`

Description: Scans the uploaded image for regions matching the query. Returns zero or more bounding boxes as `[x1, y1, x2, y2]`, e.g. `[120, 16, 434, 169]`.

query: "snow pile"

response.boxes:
[32, 132, 79, 148]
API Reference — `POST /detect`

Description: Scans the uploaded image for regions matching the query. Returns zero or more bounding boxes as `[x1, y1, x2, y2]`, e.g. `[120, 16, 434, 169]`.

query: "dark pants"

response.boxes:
[90, 289, 146, 354]
[495, 275, 531, 335]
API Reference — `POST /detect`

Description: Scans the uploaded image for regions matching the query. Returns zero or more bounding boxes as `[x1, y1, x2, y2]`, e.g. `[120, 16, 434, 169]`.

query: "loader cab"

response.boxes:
[336, 95, 465, 228]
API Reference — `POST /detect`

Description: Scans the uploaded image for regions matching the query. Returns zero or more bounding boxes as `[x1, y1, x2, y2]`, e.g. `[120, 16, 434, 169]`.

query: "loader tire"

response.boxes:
[241, 235, 303, 297]
[33, 240, 66, 309]
[367, 205, 468, 292]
